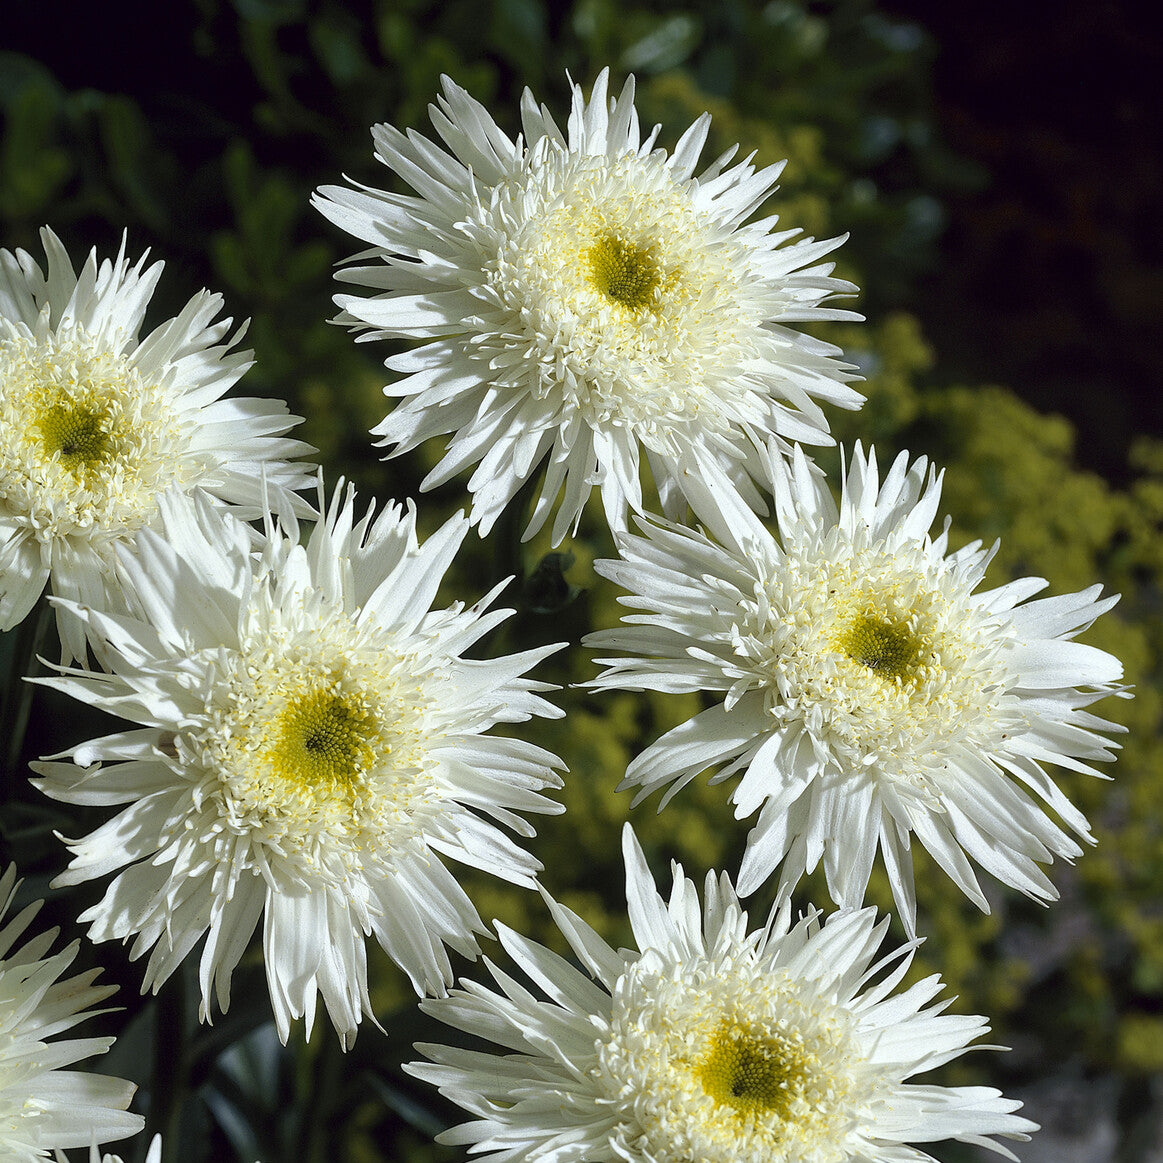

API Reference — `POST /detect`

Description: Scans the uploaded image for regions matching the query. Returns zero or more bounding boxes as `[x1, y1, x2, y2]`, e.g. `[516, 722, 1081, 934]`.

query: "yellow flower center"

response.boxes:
[838, 613, 924, 680]
[596, 961, 872, 1163]
[37, 400, 113, 471]
[585, 235, 661, 312]
[201, 617, 446, 876]
[267, 688, 381, 795]
[695, 1020, 808, 1120]
[0, 330, 194, 538]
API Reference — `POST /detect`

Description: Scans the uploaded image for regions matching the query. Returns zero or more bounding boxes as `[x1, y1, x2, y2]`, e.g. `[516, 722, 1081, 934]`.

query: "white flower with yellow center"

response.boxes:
[408, 824, 1036, 1163]
[586, 444, 1124, 932]
[0, 227, 313, 661]
[0, 864, 144, 1162]
[314, 70, 862, 543]
[31, 486, 564, 1046]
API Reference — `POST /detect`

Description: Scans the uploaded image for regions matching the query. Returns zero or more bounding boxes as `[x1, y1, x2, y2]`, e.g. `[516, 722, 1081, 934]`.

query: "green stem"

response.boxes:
[0, 591, 53, 800]
[151, 973, 189, 1163]
[304, 1032, 344, 1163]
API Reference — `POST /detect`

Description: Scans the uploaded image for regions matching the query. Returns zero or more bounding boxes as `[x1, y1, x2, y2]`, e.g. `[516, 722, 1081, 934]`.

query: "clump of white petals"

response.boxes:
[315, 70, 862, 543]
[587, 443, 1125, 932]
[0, 865, 143, 1162]
[0, 227, 313, 661]
[409, 824, 1036, 1163]
[54, 1134, 161, 1163]
[32, 486, 564, 1047]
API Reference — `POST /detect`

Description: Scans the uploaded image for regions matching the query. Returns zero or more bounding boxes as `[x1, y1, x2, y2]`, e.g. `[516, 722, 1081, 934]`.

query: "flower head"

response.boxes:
[314, 70, 862, 544]
[587, 444, 1124, 931]
[0, 864, 143, 1162]
[32, 485, 564, 1046]
[409, 824, 1036, 1163]
[0, 227, 314, 661]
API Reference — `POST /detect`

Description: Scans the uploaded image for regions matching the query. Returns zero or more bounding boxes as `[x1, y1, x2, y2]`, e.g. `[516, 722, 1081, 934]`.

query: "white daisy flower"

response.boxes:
[314, 70, 862, 544]
[0, 227, 314, 662]
[31, 485, 564, 1047]
[409, 823, 1037, 1163]
[0, 864, 143, 1162]
[586, 443, 1124, 932]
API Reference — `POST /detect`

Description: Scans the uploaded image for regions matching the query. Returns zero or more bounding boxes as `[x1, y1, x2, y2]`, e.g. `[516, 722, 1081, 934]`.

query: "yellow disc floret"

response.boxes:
[486, 151, 768, 451]
[0, 329, 194, 541]
[266, 687, 381, 798]
[735, 539, 1021, 797]
[37, 400, 113, 472]
[695, 1019, 809, 1120]
[838, 612, 924, 680]
[597, 958, 869, 1163]
[585, 235, 661, 312]
[192, 600, 447, 883]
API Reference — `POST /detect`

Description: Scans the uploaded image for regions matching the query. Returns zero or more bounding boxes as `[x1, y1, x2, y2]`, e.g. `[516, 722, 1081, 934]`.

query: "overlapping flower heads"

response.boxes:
[33, 486, 564, 1046]
[315, 69, 862, 542]
[0, 67, 1130, 1158]
[0, 229, 314, 662]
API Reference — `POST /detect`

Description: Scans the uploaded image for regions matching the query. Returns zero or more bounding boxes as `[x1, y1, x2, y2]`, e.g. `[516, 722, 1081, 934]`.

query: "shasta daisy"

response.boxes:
[587, 443, 1124, 931]
[408, 824, 1037, 1163]
[314, 70, 862, 543]
[32, 486, 564, 1046]
[0, 228, 313, 661]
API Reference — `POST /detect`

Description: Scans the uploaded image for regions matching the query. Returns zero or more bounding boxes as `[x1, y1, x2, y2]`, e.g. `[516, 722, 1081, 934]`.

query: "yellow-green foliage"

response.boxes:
[640, 70, 837, 241]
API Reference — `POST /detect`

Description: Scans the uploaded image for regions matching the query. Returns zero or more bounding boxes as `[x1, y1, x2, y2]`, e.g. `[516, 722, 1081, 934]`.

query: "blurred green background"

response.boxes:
[1, 2, 1161, 1161]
